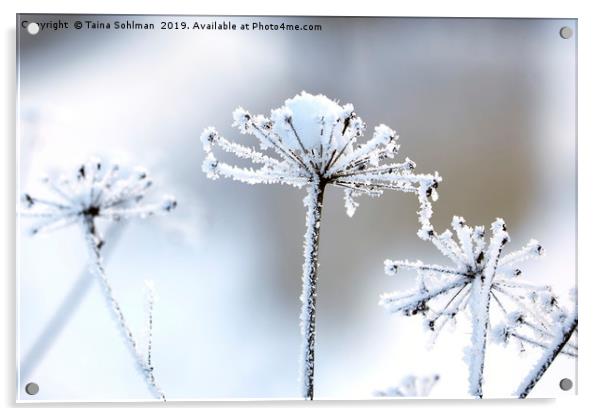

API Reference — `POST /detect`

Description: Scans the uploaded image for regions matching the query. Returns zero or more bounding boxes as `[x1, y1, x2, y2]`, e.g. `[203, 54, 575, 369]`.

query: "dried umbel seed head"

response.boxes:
[200, 91, 441, 229]
[380, 216, 547, 354]
[202, 92, 442, 400]
[379, 212, 576, 399]
[20, 158, 174, 401]
[20, 158, 177, 240]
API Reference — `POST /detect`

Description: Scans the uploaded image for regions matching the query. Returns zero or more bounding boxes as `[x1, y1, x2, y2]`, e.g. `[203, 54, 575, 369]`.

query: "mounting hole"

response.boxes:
[26, 22, 40, 35]
[25, 382, 39, 395]
[559, 26, 573, 39]
[559, 378, 573, 391]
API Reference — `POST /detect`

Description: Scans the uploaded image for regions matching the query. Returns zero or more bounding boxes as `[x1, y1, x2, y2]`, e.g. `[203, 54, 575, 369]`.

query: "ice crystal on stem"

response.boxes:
[201, 91, 440, 400]
[20, 158, 175, 401]
[378, 216, 576, 398]
[374, 374, 440, 398]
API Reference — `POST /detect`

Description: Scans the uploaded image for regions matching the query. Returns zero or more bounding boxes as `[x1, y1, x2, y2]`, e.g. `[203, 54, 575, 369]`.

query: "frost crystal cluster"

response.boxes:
[374, 374, 440, 398]
[21, 158, 176, 401]
[201, 91, 440, 400]
[380, 215, 575, 398]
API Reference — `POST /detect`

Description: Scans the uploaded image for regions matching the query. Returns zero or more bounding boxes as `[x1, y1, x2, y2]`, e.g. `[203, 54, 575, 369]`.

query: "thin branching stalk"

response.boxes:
[83, 220, 166, 401]
[509, 333, 577, 358]
[515, 313, 578, 398]
[143, 280, 164, 401]
[20, 159, 175, 401]
[299, 180, 326, 400]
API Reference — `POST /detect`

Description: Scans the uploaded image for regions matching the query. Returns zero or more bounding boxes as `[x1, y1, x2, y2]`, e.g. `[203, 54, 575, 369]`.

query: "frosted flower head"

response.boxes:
[201, 91, 440, 227]
[20, 158, 177, 246]
[379, 216, 560, 349]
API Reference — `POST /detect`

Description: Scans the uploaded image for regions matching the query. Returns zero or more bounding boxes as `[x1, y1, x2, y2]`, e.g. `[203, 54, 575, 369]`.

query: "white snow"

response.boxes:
[271, 91, 350, 152]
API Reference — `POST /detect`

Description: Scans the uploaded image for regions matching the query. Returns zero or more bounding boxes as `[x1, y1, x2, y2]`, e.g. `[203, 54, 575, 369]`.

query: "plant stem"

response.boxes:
[467, 235, 506, 398]
[515, 314, 578, 399]
[83, 220, 166, 401]
[467, 274, 493, 399]
[299, 180, 326, 400]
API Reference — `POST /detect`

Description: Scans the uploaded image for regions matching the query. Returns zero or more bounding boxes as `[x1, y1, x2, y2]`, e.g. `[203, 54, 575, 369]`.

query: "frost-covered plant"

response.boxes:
[380, 216, 576, 398]
[515, 308, 577, 398]
[490, 290, 577, 360]
[20, 158, 176, 401]
[374, 374, 440, 398]
[201, 91, 441, 400]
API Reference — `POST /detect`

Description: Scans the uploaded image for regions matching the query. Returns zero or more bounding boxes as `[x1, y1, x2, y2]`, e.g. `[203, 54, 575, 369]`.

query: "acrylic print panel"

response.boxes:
[16, 15, 577, 401]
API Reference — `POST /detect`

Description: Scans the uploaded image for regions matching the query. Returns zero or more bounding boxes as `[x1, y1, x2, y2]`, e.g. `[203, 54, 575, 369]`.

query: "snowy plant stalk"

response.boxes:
[515, 313, 578, 398]
[20, 158, 176, 401]
[467, 285, 490, 399]
[467, 229, 507, 398]
[299, 180, 326, 400]
[379, 216, 574, 399]
[201, 92, 440, 400]
[83, 220, 166, 401]
[145, 280, 159, 390]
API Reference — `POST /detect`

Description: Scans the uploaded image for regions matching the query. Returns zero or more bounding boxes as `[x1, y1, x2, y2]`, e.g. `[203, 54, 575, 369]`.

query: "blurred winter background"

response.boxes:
[17, 16, 576, 401]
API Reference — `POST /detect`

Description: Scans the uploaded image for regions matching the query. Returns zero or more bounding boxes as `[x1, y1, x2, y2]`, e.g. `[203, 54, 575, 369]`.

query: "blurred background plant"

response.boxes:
[20, 159, 176, 400]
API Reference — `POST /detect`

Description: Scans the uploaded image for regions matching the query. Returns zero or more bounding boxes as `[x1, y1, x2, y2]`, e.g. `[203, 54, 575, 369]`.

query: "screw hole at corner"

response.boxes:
[25, 382, 39, 395]
[559, 378, 573, 391]
[27, 22, 40, 35]
[559, 26, 573, 39]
